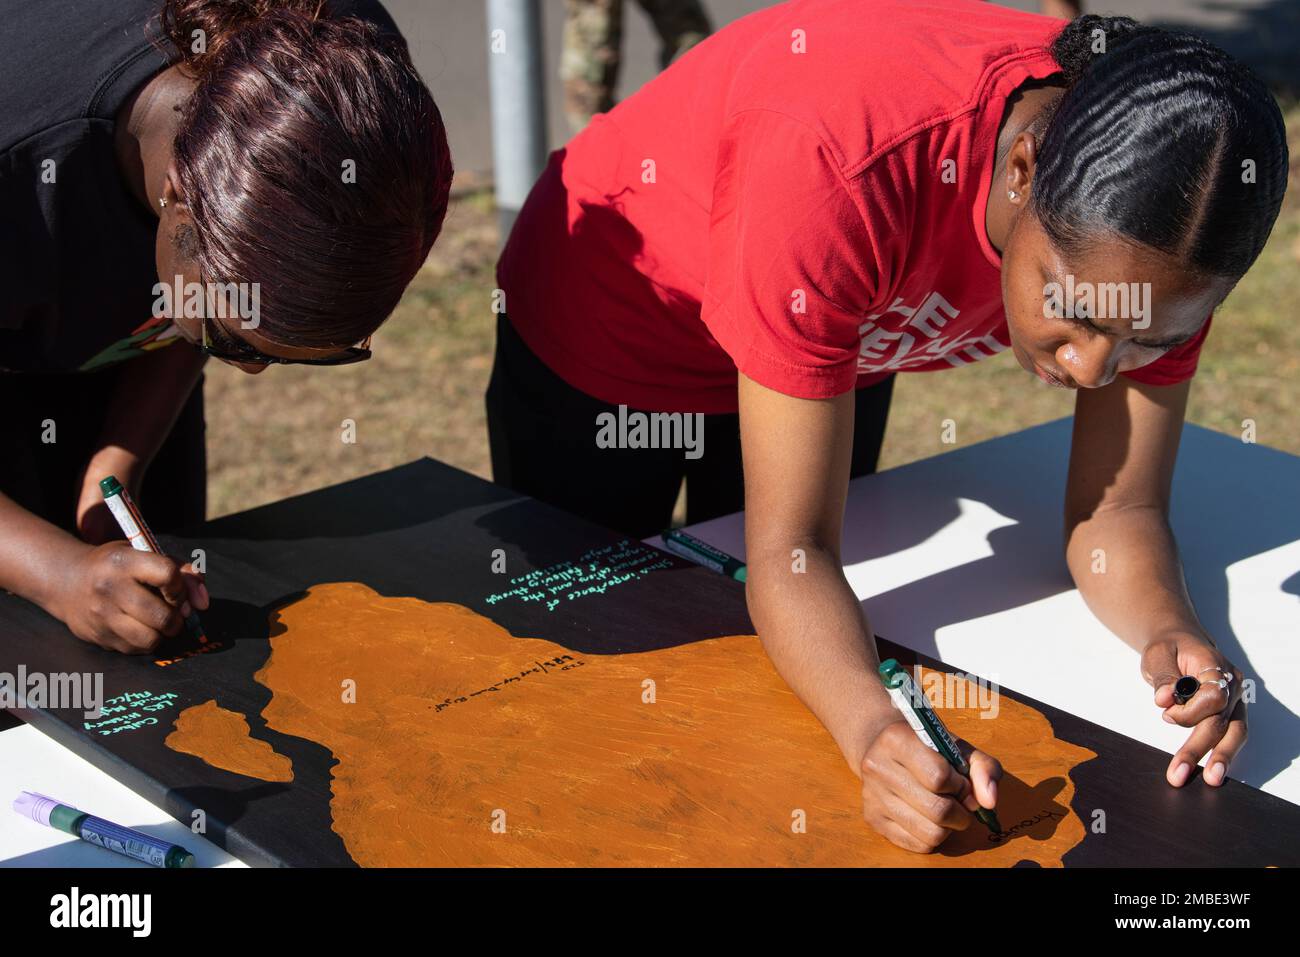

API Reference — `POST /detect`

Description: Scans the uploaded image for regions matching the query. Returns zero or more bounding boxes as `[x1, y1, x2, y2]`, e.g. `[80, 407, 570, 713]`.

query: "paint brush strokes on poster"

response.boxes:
[1, 459, 1296, 867]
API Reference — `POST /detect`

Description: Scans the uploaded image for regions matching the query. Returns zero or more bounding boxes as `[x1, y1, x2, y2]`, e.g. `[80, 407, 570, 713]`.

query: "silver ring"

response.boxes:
[1198, 667, 1233, 691]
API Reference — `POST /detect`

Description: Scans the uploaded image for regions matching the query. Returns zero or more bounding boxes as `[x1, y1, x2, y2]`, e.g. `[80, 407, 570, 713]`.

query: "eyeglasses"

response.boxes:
[198, 314, 372, 367]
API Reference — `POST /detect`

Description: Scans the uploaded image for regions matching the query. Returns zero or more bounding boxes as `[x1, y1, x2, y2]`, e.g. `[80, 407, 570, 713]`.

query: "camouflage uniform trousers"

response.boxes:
[562, 0, 713, 132]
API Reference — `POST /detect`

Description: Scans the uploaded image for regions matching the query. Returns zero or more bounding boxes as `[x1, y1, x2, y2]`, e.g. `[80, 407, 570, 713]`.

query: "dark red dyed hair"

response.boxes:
[159, 0, 453, 348]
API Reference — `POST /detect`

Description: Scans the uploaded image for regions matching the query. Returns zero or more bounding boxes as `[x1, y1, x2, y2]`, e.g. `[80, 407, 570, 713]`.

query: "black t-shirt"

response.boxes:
[0, 0, 402, 373]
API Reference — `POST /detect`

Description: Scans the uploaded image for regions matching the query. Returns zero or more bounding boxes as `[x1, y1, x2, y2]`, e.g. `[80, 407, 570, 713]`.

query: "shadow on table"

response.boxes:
[839, 419, 1300, 788]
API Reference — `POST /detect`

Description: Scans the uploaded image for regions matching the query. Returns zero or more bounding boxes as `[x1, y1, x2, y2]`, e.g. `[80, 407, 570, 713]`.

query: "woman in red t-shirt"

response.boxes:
[489, 3, 1288, 852]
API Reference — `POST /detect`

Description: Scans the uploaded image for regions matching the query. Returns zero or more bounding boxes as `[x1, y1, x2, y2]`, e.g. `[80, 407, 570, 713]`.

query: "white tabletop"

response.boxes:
[0, 723, 244, 867]
[675, 418, 1300, 807]
[4, 417, 1296, 866]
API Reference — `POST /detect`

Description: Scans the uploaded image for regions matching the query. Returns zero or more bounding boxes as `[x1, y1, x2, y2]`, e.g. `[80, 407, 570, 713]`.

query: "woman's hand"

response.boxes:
[1142, 633, 1247, 787]
[732, 375, 1003, 852]
[859, 716, 1002, 853]
[47, 542, 205, 654]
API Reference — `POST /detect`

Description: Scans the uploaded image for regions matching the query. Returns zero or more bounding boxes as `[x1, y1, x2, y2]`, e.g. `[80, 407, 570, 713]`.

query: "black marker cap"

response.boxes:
[1173, 675, 1201, 705]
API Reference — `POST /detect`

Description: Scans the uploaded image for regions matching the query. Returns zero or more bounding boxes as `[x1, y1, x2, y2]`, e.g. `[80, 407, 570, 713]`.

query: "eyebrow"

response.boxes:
[1038, 264, 1196, 348]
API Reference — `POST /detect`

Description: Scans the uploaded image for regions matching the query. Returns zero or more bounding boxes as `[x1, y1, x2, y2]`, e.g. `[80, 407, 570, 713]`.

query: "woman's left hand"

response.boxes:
[1141, 633, 1247, 789]
[75, 449, 143, 545]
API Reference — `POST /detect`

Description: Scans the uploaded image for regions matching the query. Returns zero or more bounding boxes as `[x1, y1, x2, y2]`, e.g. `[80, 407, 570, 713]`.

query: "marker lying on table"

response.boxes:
[878, 658, 1002, 835]
[99, 475, 206, 644]
[13, 791, 195, 868]
[660, 528, 747, 582]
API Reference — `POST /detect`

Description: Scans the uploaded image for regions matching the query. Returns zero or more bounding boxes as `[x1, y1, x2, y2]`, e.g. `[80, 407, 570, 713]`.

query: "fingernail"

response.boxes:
[1208, 762, 1226, 785]
[1170, 762, 1191, 786]
[1162, 712, 1175, 723]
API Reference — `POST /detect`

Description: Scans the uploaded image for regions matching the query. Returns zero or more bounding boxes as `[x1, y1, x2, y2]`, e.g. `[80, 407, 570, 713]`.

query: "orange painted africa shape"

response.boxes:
[165, 699, 294, 783]
[250, 582, 1086, 868]
[242, 581, 1098, 867]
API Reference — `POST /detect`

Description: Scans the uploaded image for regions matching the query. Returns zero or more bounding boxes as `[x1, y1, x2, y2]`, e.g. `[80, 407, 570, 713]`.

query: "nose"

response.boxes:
[1058, 337, 1118, 389]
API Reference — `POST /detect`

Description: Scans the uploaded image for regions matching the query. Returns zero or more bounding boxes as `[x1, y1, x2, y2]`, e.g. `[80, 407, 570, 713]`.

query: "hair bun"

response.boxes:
[1051, 14, 1148, 84]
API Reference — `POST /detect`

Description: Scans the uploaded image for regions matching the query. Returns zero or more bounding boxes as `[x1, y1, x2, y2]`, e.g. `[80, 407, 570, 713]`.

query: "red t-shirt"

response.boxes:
[497, 0, 1211, 414]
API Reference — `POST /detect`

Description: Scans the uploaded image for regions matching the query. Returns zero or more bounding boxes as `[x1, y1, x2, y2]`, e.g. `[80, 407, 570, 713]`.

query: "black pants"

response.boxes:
[0, 366, 207, 535]
[486, 314, 894, 538]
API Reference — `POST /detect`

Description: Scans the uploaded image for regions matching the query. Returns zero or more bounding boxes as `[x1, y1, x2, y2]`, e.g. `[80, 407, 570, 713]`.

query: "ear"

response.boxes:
[1004, 131, 1040, 205]
[162, 162, 188, 211]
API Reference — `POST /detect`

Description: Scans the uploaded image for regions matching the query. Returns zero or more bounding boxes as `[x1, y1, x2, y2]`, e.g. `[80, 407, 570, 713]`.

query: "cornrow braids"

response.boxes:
[1029, 15, 1288, 281]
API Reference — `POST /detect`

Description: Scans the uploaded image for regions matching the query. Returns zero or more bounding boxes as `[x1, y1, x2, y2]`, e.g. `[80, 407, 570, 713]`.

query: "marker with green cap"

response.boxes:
[660, 529, 747, 582]
[877, 658, 1002, 835]
[14, 791, 195, 867]
[99, 475, 206, 644]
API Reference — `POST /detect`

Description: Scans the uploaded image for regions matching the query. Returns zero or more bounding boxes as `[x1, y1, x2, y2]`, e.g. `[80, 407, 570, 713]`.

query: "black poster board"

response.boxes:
[1, 460, 1295, 866]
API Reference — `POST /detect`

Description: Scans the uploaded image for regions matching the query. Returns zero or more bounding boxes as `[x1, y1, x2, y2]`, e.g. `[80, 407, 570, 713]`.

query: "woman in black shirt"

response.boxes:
[0, 0, 453, 652]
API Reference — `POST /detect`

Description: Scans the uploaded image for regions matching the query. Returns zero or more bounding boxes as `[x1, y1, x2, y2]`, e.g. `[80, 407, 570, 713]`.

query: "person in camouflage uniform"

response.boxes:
[562, 0, 712, 133]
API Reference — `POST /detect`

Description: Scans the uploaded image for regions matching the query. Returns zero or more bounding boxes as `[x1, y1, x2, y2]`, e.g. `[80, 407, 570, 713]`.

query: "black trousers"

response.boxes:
[0, 366, 207, 535]
[486, 314, 894, 538]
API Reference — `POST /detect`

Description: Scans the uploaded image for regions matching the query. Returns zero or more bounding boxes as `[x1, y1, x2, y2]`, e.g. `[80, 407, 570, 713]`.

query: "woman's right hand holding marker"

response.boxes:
[0, 492, 202, 656]
[48, 542, 207, 655]
[858, 708, 1003, 853]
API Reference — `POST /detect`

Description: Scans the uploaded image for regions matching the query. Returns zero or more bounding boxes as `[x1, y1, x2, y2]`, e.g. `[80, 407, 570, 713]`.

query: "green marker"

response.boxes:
[661, 529, 747, 582]
[99, 475, 206, 644]
[877, 658, 1001, 835]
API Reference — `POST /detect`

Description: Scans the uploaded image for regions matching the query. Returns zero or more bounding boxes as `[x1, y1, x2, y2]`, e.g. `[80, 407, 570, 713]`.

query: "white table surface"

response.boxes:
[0, 723, 244, 867]
[4, 417, 1296, 866]
[675, 419, 1300, 807]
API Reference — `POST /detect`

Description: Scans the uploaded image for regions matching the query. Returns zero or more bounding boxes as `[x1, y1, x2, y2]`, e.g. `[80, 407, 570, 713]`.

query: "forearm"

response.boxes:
[1066, 504, 1210, 653]
[92, 345, 206, 474]
[746, 541, 898, 775]
[0, 492, 86, 616]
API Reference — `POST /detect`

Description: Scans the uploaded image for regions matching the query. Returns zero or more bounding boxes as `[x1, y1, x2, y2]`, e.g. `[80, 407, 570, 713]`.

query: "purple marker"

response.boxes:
[13, 791, 194, 867]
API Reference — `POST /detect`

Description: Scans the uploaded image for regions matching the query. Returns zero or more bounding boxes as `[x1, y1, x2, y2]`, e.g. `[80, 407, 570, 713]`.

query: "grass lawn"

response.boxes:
[203, 100, 1300, 521]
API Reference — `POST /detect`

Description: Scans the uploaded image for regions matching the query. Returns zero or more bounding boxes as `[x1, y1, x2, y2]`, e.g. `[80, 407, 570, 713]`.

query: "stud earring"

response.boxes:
[1008, 190, 1019, 201]
[159, 197, 168, 208]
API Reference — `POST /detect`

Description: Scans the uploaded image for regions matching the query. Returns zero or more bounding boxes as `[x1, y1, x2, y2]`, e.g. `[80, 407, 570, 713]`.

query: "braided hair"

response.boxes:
[1029, 15, 1288, 282]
